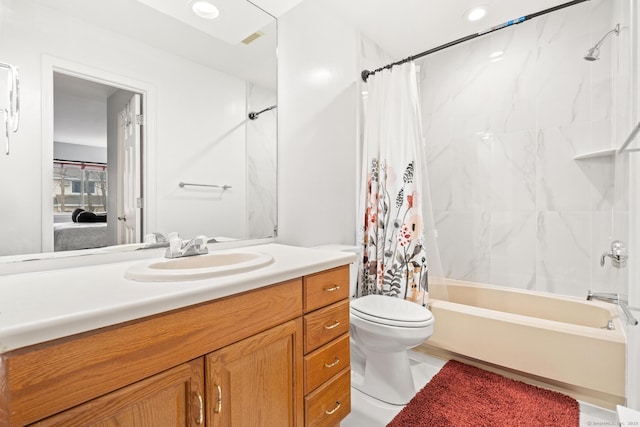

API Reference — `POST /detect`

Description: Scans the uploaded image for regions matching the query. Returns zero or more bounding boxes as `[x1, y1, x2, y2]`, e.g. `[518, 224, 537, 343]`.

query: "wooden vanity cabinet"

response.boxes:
[302, 266, 351, 427]
[2, 279, 302, 426]
[32, 359, 206, 427]
[205, 319, 303, 427]
[1, 266, 351, 427]
[33, 321, 303, 427]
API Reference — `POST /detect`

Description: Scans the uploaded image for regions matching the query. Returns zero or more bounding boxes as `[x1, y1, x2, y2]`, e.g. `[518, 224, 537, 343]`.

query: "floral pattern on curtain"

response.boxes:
[356, 62, 429, 306]
[359, 158, 428, 304]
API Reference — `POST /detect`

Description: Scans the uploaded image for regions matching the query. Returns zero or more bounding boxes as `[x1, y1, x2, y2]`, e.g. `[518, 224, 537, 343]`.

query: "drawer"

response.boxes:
[304, 334, 350, 394]
[304, 367, 351, 427]
[303, 266, 350, 313]
[304, 300, 350, 353]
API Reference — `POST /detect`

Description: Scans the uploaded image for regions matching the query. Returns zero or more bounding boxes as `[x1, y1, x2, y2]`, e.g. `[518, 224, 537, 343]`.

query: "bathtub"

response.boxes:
[420, 280, 626, 407]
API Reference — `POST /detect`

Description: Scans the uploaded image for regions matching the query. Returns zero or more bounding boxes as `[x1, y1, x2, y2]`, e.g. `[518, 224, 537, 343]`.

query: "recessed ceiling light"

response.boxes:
[465, 6, 487, 22]
[192, 1, 219, 19]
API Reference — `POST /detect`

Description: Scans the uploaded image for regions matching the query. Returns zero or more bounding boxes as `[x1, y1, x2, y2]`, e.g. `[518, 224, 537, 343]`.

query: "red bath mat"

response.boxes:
[387, 360, 579, 427]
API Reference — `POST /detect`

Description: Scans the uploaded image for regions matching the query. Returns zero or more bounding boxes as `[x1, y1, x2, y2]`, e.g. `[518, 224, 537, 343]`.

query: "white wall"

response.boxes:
[152, 60, 247, 241]
[628, 158, 640, 410]
[54, 87, 107, 148]
[277, 0, 359, 247]
[0, 0, 252, 255]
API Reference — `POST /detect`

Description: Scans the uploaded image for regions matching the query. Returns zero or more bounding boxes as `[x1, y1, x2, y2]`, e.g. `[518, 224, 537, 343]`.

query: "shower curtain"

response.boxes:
[356, 61, 430, 305]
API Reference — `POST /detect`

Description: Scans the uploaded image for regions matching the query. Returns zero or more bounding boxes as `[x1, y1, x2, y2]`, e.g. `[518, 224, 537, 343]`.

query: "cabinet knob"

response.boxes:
[323, 285, 341, 292]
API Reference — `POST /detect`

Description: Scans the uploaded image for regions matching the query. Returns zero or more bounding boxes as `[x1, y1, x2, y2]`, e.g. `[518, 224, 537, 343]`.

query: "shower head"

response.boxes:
[583, 46, 600, 61]
[584, 24, 620, 61]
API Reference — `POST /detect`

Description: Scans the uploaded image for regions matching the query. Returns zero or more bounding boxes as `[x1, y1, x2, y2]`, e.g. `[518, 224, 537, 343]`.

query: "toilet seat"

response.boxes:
[351, 294, 433, 328]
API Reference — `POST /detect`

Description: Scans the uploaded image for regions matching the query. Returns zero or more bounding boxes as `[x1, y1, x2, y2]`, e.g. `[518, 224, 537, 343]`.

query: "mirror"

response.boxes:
[0, 0, 277, 259]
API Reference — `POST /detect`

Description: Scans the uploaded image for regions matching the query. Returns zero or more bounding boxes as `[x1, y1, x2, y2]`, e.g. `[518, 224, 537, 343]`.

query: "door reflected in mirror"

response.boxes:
[0, 0, 277, 259]
[53, 73, 141, 252]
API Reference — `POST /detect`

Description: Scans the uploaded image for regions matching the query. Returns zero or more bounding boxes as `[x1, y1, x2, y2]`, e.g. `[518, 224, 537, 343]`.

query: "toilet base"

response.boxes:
[352, 346, 416, 406]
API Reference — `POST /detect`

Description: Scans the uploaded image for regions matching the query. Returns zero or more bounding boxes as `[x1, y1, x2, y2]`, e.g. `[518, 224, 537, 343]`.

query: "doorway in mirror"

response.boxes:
[52, 71, 144, 252]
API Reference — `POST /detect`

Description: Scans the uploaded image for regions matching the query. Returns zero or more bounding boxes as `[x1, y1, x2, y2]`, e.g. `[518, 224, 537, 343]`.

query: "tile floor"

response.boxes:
[341, 351, 618, 427]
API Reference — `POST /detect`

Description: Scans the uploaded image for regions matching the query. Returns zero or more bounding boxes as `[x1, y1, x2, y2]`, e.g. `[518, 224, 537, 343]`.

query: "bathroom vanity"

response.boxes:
[0, 244, 354, 427]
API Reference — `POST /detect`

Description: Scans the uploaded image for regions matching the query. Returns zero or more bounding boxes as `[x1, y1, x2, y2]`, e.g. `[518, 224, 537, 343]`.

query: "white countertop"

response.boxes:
[0, 243, 356, 353]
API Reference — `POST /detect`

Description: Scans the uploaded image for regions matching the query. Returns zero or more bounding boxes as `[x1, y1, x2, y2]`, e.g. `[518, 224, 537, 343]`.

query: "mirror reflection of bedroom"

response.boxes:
[53, 72, 141, 252]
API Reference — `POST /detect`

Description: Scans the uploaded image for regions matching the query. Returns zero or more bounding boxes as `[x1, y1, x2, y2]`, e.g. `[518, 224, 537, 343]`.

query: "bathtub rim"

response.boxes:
[433, 277, 629, 306]
[428, 279, 626, 343]
[429, 299, 626, 343]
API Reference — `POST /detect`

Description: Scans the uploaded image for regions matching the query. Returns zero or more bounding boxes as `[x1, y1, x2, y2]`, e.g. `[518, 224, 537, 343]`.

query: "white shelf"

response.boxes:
[573, 149, 617, 160]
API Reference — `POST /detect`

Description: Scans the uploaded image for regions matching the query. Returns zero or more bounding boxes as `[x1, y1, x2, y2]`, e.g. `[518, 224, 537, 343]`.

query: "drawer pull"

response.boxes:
[195, 392, 204, 425]
[214, 384, 222, 414]
[324, 321, 341, 330]
[325, 401, 342, 415]
[324, 357, 341, 368]
[324, 285, 341, 292]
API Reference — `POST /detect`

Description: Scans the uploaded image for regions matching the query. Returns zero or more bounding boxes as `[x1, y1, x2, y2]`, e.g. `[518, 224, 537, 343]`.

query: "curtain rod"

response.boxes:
[361, 0, 591, 82]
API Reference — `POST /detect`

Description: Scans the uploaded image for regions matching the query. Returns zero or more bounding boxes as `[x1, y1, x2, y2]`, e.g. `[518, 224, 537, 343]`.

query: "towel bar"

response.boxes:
[179, 181, 231, 190]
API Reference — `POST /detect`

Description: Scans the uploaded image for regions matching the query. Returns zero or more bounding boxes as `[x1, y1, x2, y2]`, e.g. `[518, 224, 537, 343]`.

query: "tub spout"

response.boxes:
[586, 290, 619, 304]
[587, 290, 638, 326]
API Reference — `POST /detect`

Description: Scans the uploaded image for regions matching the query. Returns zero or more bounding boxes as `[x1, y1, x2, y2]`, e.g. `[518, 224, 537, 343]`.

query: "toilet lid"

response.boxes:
[350, 294, 433, 327]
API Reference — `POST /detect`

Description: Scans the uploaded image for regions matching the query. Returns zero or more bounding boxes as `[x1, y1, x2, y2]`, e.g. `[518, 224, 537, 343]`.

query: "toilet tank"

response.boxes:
[311, 244, 360, 297]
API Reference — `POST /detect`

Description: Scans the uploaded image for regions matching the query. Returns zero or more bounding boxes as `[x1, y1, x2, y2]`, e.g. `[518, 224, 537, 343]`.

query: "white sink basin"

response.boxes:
[125, 250, 273, 282]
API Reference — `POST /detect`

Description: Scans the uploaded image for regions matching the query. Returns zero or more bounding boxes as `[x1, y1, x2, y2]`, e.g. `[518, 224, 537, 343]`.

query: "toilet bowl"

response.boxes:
[350, 294, 434, 405]
[309, 245, 434, 406]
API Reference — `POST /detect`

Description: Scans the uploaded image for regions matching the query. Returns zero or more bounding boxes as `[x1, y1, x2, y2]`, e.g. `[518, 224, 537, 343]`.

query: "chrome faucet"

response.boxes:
[587, 290, 638, 326]
[165, 235, 209, 259]
[586, 291, 619, 304]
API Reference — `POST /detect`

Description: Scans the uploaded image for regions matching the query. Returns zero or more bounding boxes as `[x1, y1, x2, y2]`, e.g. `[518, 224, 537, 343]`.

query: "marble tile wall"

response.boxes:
[246, 82, 277, 238]
[419, 0, 630, 298]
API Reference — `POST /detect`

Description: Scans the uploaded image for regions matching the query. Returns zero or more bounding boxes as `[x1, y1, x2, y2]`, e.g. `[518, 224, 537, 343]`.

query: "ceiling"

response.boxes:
[35, 0, 583, 94]
[252, 0, 305, 18]
[321, 0, 579, 60]
[33, 0, 287, 89]
[135, 0, 275, 45]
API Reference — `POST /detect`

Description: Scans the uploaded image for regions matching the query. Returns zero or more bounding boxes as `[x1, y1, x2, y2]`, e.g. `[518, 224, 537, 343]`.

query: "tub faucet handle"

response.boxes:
[600, 240, 627, 268]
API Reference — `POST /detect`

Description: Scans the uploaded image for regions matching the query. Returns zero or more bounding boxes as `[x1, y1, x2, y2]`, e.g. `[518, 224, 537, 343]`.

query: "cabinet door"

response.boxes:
[32, 359, 205, 427]
[206, 319, 303, 427]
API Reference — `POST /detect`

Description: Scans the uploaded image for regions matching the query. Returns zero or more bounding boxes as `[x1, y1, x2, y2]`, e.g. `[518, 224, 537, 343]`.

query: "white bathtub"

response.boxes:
[420, 280, 626, 407]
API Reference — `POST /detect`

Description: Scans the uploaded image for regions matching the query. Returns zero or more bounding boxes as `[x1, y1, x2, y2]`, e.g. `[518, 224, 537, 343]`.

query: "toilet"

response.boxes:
[311, 244, 434, 406]
[350, 294, 434, 405]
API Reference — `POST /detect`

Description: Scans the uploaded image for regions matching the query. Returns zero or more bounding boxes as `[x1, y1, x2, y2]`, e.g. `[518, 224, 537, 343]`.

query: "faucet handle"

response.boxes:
[168, 232, 181, 253]
[600, 251, 609, 267]
[601, 240, 627, 268]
